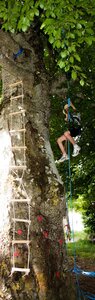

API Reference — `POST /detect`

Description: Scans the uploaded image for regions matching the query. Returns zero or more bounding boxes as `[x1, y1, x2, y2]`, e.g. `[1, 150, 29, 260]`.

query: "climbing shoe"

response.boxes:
[72, 144, 81, 157]
[55, 154, 69, 164]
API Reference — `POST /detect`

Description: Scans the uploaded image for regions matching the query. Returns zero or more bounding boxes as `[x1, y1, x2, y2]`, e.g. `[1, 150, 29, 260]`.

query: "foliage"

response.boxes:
[49, 52, 95, 234]
[68, 238, 95, 259]
[0, 0, 95, 81]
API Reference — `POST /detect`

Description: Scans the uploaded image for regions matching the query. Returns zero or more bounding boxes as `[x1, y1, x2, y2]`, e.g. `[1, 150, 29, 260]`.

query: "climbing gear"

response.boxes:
[71, 112, 81, 126]
[72, 144, 81, 157]
[69, 112, 81, 127]
[13, 48, 24, 61]
[55, 154, 69, 164]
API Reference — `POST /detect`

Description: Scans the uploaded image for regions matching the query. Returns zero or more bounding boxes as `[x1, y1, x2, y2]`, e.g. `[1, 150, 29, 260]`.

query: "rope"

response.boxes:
[67, 142, 81, 300]
[66, 93, 95, 299]
[81, 290, 95, 300]
[9, 81, 31, 274]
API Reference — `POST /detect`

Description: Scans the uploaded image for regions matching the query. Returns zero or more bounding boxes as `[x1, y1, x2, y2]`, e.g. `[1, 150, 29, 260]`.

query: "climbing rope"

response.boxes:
[66, 95, 95, 300]
[67, 141, 81, 300]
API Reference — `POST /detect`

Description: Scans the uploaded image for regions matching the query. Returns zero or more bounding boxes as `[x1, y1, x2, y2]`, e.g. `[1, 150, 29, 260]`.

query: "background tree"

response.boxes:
[50, 41, 95, 236]
[0, 0, 95, 299]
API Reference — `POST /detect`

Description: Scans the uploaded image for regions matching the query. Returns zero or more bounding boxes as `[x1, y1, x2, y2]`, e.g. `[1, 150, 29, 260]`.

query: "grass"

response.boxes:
[67, 231, 95, 259]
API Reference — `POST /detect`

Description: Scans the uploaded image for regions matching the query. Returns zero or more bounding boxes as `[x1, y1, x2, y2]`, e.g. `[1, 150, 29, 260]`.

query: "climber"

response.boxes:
[56, 99, 81, 163]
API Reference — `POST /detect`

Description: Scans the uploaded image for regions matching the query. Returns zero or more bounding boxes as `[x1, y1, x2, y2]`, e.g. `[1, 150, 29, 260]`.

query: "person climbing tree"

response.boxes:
[56, 99, 81, 163]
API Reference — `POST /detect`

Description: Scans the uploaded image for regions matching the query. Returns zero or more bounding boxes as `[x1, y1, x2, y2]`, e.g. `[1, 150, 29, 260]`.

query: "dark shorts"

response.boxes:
[69, 126, 81, 137]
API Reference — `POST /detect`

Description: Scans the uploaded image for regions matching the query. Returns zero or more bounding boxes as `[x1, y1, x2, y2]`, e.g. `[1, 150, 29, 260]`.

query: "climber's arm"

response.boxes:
[70, 101, 76, 111]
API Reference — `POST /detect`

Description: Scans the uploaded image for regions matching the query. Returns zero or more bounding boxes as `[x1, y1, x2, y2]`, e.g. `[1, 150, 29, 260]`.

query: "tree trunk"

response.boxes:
[0, 30, 76, 300]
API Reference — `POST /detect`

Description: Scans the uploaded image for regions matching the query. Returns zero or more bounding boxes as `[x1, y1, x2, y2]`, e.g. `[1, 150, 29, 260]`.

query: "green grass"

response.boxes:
[73, 231, 87, 240]
[67, 232, 95, 259]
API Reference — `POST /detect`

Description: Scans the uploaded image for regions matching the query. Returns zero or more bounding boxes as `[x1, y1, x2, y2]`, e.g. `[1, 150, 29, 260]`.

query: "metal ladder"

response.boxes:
[9, 81, 31, 275]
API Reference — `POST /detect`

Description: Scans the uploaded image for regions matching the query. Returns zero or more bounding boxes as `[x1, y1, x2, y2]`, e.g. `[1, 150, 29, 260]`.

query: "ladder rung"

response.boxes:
[12, 218, 31, 223]
[10, 129, 26, 133]
[9, 81, 23, 87]
[12, 146, 27, 149]
[10, 166, 26, 170]
[11, 95, 24, 100]
[11, 267, 30, 273]
[12, 240, 30, 244]
[12, 177, 23, 181]
[9, 110, 25, 115]
[11, 199, 30, 203]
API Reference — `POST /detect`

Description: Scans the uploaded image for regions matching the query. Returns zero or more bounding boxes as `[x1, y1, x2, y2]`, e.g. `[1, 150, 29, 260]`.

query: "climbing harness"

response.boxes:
[9, 81, 31, 275]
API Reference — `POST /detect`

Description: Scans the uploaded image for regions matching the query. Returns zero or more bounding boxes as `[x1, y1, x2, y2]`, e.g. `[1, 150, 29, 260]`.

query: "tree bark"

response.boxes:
[0, 30, 76, 300]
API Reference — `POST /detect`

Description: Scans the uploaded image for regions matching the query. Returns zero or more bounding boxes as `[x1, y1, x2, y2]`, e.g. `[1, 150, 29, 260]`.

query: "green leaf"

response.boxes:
[34, 9, 39, 16]
[60, 50, 68, 58]
[70, 45, 76, 52]
[71, 70, 77, 80]
[55, 40, 61, 48]
[77, 23, 82, 29]
[65, 65, 70, 72]
[80, 79, 84, 86]
[74, 53, 81, 62]
[85, 37, 93, 46]
[69, 56, 74, 64]
[81, 73, 87, 79]
[74, 65, 82, 71]
[39, 3, 44, 9]
[57, 60, 65, 68]
[40, 22, 45, 29]
[22, 25, 28, 32]
[29, 11, 35, 19]
[49, 36, 54, 44]
[67, 32, 75, 39]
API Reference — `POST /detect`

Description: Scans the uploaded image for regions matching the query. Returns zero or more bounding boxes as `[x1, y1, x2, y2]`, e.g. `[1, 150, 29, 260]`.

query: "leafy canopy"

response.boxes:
[49, 47, 95, 234]
[0, 0, 95, 82]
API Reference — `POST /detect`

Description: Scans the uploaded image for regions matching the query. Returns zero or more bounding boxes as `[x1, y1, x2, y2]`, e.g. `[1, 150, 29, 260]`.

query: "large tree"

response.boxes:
[0, 0, 95, 299]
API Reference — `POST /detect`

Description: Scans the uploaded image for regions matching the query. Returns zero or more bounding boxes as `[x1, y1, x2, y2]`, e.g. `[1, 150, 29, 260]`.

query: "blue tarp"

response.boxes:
[72, 266, 95, 278]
